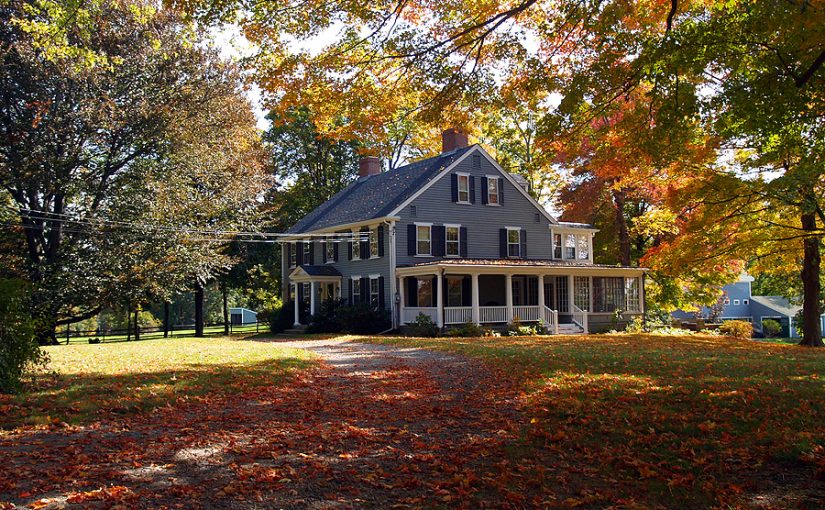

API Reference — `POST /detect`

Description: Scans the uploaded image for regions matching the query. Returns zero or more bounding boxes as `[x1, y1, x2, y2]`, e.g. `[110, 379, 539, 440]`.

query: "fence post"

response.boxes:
[66, 326, 70, 344]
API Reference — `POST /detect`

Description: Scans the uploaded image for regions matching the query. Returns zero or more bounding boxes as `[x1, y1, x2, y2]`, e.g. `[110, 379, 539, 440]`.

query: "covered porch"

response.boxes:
[288, 266, 342, 327]
[396, 260, 646, 334]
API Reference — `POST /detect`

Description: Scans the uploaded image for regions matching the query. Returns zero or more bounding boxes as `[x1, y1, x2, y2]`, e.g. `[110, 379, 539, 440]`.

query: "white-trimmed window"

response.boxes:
[733, 299, 740, 306]
[417, 277, 433, 307]
[369, 228, 379, 258]
[325, 237, 335, 262]
[351, 229, 360, 260]
[487, 176, 499, 205]
[507, 228, 521, 258]
[351, 276, 361, 303]
[626, 277, 641, 312]
[574, 276, 590, 310]
[416, 224, 431, 256]
[457, 173, 470, 203]
[302, 282, 311, 304]
[724, 297, 731, 305]
[289, 242, 297, 268]
[577, 234, 589, 260]
[303, 241, 311, 265]
[370, 276, 380, 307]
[553, 233, 562, 259]
[447, 277, 463, 307]
[445, 225, 460, 257]
[565, 234, 576, 259]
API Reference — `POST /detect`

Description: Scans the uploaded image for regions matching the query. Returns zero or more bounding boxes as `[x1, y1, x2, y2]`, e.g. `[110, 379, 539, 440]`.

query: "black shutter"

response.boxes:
[469, 176, 476, 204]
[360, 227, 369, 259]
[360, 277, 368, 305]
[286, 243, 292, 266]
[432, 226, 446, 257]
[451, 173, 458, 202]
[297, 282, 303, 304]
[378, 276, 385, 309]
[308, 241, 314, 265]
[407, 224, 416, 256]
[348, 279, 353, 304]
[520, 230, 527, 258]
[462, 277, 471, 306]
[347, 238, 352, 260]
[407, 277, 418, 307]
[481, 177, 488, 205]
[320, 240, 326, 262]
[498, 178, 504, 204]
[333, 239, 339, 261]
[377, 225, 385, 257]
[499, 229, 507, 258]
[460, 227, 468, 258]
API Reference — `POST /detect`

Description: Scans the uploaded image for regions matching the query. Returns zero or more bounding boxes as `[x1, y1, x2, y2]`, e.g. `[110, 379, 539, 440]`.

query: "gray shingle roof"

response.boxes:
[750, 295, 801, 316]
[402, 258, 646, 270]
[287, 146, 475, 234]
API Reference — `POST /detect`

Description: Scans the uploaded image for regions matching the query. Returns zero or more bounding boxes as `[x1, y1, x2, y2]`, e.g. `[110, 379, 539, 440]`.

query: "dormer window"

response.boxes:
[457, 174, 470, 203]
[553, 234, 562, 259]
[565, 234, 576, 259]
[487, 177, 499, 205]
[577, 234, 590, 260]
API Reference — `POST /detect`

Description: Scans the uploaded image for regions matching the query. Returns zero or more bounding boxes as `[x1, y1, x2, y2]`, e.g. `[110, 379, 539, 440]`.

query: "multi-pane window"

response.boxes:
[574, 276, 590, 311]
[487, 177, 499, 204]
[507, 228, 521, 257]
[446, 226, 460, 257]
[593, 277, 625, 312]
[369, 228, 379, 258]
[417, 277, 433, 307]
[326, 237, 335, 262]
[302, 282, 311, 304]
[303, 242, 311, 265]
[351, 277, 361, 303]
[577, 235, 589, 260]
[625, 277, 640, 312]
[289, 242, 297, 267]
[553, 234, 562, 259]
[416, 225, 431, 255]
[457, 174, 470, 203]
[370, 277, 380, 307]
[351, 230, 360, 260]
[565, 234, 576, 259]
[447, 277, 463, 307]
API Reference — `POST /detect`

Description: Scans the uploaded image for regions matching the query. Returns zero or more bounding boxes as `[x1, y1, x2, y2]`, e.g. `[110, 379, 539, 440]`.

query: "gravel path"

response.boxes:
[0, 338, 527, 509]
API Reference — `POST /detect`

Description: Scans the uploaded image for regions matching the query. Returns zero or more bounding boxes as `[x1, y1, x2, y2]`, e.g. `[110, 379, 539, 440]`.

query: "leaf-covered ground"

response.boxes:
[0, 334, 823, 509]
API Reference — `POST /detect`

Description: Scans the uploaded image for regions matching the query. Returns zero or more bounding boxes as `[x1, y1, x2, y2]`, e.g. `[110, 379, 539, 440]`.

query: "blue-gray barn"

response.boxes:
[280, 129, 647, 333]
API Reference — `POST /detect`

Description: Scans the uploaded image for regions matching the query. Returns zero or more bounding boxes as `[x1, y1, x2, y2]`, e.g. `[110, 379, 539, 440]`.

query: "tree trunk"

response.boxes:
[163, 302, 170, 338]
[134, 308, 140, 342]
[222, 282, 229, 336]
[613, 188, 631, 266]
[126, 308, 132, 342]
[799, 212, 823, 347]
[195, 284, 204, 337]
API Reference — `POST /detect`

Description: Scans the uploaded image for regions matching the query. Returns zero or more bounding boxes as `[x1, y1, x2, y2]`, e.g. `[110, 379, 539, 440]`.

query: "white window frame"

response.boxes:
[369, 228, 379, 259]
[456, 173, 471, 204]
[351, 229, 361, 260]
[303, 241, 311, 265]
[506, 227, 521, 258]
[724, 298, 731, 305]
[733, 299, 740, 306]
[325, 236, 335, 263]
[564, 233, 576, 260]
[552, 233, 562, 259]
[369, 275, 380, 307]
[415, 223, 432, 256]
[289, 242, 297, 268]
[577, 234, 590, 260]
[351, 276, 361, 303]
[447, 276, 463, 307]
[445, 224, 460, 257]
[486, 176, 500, 206]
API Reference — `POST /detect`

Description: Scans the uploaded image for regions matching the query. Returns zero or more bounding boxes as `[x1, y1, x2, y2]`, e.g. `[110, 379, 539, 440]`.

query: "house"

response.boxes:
[279, 129, 647, 333]
[671, 274, 801, 337]
[229, 307, 258, 325]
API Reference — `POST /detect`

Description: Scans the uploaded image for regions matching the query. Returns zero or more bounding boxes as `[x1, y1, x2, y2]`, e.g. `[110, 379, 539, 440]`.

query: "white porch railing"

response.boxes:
[403, 307, 438, 325]
[444, 307, 473, 325]
[543, 306, 559, 334]
[572, 304, 589, 333]
[513, 305, 541, 322]
[479, 306, 508, 323]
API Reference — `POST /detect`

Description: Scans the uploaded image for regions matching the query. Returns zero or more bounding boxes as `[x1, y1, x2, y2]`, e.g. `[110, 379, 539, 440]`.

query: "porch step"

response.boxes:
[279, 326, 308, 336]
[556, 324, 585, 335]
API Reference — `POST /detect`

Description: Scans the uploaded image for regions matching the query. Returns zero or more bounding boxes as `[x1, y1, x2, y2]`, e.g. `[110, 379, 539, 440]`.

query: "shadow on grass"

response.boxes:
[1, 357, 314, 429]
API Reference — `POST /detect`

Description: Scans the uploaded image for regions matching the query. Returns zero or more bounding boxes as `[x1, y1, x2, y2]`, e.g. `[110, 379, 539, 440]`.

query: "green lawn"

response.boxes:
[62, 322, 264, 344]
[0, 336, 316, 429]
[370, 333, 825, 506]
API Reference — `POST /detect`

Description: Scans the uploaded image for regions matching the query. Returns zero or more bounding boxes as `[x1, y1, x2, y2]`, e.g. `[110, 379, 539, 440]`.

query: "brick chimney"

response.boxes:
[441, 128, 469, 153]
[358, 156, 382, 178]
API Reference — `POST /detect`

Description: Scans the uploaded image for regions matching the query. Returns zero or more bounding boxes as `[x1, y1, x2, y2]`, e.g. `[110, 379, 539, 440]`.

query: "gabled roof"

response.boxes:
[287, 146, 475, 234]
[750, 295, 801, 316]
[294, 265, 342, 277]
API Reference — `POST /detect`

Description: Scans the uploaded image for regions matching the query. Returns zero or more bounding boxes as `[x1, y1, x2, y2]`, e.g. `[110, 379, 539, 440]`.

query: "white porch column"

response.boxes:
[471, 273, 480, 325]
[310, 281, 317, 316]
[399, 277, 406, 325]
[505, 274, 514, 323]
[537, 274, 545, 311]
[435, 273, 444, 328]
[293, 283, 301, 326]
[568, 274, 575, 312]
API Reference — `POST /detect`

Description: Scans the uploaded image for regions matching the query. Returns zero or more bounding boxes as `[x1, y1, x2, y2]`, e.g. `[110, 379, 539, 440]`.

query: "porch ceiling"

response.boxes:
[396, 259, 647, 277]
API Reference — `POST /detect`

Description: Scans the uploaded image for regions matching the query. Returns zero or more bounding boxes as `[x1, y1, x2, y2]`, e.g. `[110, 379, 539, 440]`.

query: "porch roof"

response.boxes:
[396, 258, 647, 276]
[289, 265, 343, 282]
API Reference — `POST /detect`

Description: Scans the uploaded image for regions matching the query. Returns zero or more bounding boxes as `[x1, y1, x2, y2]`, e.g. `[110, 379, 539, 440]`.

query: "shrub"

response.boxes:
[306, 299, 345, 333]
[407, 313, 439, 337]
[719, 320, 753, 340]
[335, 305, 391, 334]
[762, 319, 782, 338]
[268, 302, 295, 334]
[446, 321, 483, 338]
[0, 279, 48, 393]
[625, 316, 645, 334]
